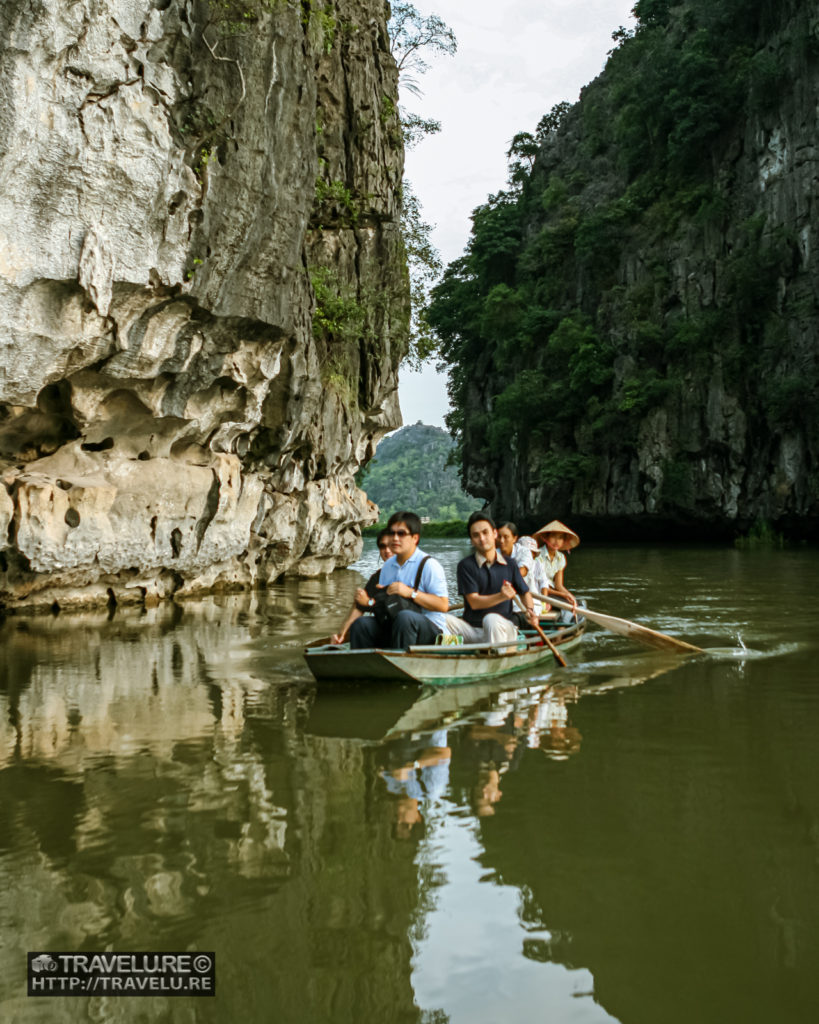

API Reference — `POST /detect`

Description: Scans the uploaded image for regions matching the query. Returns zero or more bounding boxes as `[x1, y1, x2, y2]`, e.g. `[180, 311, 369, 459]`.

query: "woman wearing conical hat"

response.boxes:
[531, 519, 579, 611]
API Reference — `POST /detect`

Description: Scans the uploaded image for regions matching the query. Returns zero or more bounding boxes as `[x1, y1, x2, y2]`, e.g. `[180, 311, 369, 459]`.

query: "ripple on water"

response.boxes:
[700, 641, 805, 660]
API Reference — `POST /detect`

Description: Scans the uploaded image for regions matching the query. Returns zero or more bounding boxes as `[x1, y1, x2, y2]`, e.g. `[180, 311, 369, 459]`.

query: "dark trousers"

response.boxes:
[349, 610, 442, 650]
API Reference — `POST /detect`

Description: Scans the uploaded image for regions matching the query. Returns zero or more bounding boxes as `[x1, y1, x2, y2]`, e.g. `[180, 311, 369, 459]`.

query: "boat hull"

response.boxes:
[304, 622, 585, 685]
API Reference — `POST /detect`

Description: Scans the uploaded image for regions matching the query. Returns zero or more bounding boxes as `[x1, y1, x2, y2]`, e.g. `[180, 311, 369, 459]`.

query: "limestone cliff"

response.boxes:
[428, 0, 819, 540]
[0, 0, 408, 609]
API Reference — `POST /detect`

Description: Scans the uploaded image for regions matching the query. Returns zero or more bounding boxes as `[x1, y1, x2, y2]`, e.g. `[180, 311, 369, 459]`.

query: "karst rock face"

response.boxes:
[0, 0, 408, 609]
[435, 1, 819, 541]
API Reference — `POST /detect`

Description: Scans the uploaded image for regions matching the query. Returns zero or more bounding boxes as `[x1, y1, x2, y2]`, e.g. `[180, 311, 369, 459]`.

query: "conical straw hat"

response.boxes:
[533, 519, 580, 549]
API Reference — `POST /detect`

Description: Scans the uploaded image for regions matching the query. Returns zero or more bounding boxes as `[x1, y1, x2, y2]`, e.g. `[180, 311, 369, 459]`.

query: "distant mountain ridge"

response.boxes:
[357, 423, 476, 523]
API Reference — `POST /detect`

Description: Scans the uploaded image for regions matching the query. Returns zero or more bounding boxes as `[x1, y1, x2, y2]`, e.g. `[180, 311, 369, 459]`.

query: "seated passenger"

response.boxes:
[444, 512, 537, 647]
[348, 511, 449, 650]
[532, 519, 580, 613]
[497, 522, 536, 578]
[331, 528, 392, 644]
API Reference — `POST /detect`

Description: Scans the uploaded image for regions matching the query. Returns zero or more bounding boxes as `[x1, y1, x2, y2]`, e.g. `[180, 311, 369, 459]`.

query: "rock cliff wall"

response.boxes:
[0, 0, 407, 609]
[429, 0, 819, 540]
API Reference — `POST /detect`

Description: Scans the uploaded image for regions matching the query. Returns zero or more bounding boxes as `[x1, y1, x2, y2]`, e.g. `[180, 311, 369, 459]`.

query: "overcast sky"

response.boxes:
[397, 0, 637, 428]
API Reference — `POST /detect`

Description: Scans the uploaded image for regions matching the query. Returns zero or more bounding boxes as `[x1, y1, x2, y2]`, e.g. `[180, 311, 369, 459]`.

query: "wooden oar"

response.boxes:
[514, 594, 567, 667]
[544, 595, 702, 655]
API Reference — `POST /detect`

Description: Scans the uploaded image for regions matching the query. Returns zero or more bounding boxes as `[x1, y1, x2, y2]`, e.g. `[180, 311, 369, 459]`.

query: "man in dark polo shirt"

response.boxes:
[444, 511, 538, 646]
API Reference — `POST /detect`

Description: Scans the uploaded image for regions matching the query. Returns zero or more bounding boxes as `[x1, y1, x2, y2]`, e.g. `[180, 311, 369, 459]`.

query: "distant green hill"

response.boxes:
[357, 423, 476, 523]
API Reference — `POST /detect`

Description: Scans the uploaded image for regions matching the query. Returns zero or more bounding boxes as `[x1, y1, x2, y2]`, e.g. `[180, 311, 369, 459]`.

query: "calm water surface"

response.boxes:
[1, 541, 818, 1023]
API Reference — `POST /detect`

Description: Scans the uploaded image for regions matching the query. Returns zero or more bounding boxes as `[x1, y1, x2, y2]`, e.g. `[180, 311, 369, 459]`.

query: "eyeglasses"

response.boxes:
[388, 529, 411, 537]
[377, 544, 391, 551]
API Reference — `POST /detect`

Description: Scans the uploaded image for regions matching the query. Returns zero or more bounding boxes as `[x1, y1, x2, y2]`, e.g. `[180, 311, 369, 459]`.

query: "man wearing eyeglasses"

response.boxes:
[349, 510, 449, 650]
[330, 529, 393, 644]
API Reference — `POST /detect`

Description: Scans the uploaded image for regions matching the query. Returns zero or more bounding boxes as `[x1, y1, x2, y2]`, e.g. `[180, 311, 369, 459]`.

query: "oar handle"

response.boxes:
[514, 594, 567, 668]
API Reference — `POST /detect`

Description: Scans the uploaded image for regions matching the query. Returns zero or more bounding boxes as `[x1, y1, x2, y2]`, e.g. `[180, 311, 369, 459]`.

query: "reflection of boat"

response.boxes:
[304, 678, 530, 741]
[303, 620, 585, 686]
[303, 647, 687, 745]
[301, 683, 423, 741]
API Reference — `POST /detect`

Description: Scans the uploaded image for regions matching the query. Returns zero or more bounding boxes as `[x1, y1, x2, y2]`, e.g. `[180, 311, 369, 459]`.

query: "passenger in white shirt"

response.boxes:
[497, 522, 536, 578]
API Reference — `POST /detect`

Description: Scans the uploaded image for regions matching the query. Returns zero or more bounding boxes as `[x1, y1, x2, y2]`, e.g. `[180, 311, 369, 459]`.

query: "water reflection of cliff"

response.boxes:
[0, 587, 428, 1023]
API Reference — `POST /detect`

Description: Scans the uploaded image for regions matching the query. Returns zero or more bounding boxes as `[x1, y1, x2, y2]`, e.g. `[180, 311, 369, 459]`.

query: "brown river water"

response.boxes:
[1, 540, 817, 1023]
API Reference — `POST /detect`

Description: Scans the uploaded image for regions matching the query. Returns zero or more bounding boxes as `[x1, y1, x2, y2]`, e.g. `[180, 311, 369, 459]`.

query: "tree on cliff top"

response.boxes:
[388, 2, 457, 369]
[390, 2, 457, 97]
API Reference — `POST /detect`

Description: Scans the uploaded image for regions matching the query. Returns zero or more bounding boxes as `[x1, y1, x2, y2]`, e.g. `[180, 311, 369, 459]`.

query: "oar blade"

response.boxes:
[591, 612, 702, 653]
[546, 597, 702, 655]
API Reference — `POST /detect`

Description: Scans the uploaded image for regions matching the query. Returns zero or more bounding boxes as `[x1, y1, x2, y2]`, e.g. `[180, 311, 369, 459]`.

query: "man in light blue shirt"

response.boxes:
[350, 510, 449, 649]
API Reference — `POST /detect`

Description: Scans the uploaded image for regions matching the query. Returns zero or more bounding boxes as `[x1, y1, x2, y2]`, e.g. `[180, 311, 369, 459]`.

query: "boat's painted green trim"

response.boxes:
[304, 624, 585, 684]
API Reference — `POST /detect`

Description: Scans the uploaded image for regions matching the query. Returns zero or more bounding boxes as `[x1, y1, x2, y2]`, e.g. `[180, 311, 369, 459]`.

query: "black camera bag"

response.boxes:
[372, 556, 431, 626]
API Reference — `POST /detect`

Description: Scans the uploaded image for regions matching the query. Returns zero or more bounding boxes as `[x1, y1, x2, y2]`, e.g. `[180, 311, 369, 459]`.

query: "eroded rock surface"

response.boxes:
[0, 0, 407, 608]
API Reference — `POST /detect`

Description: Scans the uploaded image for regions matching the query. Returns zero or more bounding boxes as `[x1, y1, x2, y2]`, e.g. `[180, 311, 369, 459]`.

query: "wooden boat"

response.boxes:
[303, 618, 585, 686]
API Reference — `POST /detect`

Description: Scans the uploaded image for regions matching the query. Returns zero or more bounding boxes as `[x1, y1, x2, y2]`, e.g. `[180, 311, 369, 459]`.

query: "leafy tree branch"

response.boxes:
[387, 2, 457, 367]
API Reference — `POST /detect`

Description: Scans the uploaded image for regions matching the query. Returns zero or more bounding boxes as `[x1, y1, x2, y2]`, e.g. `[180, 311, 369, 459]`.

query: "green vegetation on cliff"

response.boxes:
[426, 0, 819, 537]
[357, 423, 476, 523]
